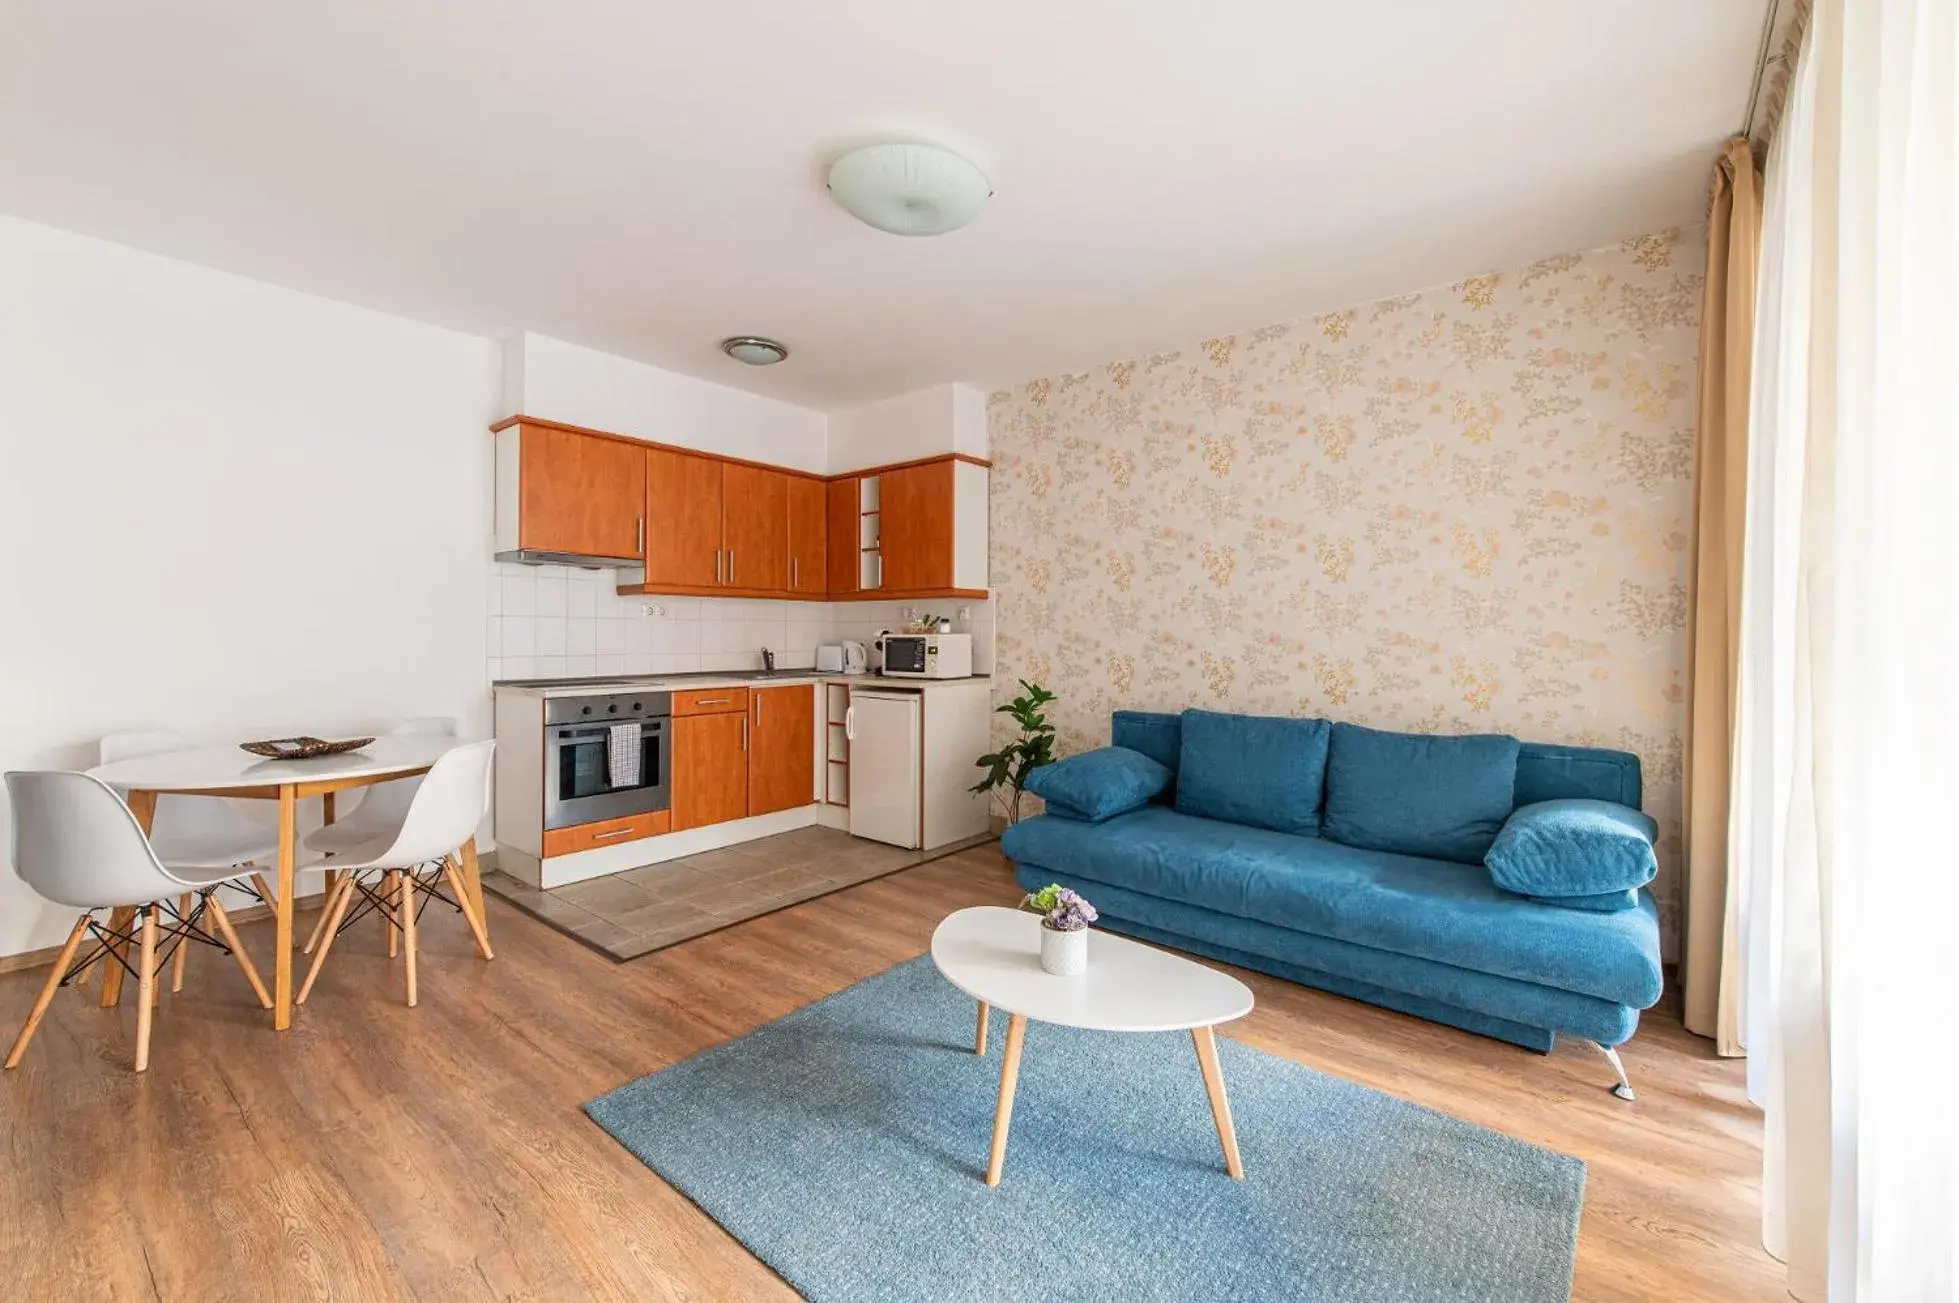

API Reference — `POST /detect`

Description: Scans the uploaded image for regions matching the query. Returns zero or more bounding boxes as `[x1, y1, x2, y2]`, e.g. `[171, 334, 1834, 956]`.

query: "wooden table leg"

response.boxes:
[986, 1014, 1027, 1187]
[318, 790, 339, 933]
[1192, 1026, 1244, 1179]
[974, 1001, 990, 1055]
[458, 839, 491, 951]
[273, 785, 296, 1030]
[100, 791, 158, 1008]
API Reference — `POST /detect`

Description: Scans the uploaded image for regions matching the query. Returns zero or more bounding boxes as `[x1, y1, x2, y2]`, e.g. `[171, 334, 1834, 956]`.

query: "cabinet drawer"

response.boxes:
[541, 809, 671, 859]
[671, 687, 750, 716]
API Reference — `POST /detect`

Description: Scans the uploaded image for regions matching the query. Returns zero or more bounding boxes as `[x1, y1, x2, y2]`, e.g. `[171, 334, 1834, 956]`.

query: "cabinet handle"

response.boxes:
[875, 556, 883, 588]
[729, 549, 736, 584]
[741, 715, 749, 752]
[715, 549, 724, 584]
[593, 827, 636, 841]
[694, 697, 731, 706]
[792, 556, 799, 589]
[755, 692, 763, 724]
[844, 705, 855, 741]
[636, 517, 644, 555]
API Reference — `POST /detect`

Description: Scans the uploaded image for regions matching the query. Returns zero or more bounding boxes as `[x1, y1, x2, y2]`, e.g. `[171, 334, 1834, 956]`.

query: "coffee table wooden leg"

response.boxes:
[986, 1014, 1027, 1187]
[974, 1001, 990, 1055]
[1192, 1026, 1244, 1179]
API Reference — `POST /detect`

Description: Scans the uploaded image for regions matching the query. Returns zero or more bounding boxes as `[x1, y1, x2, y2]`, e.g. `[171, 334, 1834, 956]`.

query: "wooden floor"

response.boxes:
[0, 847, 1782, 1302]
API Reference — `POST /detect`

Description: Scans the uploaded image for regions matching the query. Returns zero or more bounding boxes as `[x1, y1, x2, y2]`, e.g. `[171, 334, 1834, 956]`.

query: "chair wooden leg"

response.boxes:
[6, 914, 90, 1069]
[204, 894, 272, 1010]
[249, 872, 278, 912]
[297, 874, 356, 1005]
[303, 870, 345, 955]
[170, 893, 193, 993]
[387, 872, 400, 961]
[134, 908, 158, 1072]
[98, 905, 136, 1007]
[401, 870, 419, 1008]
[442, 856, 494, 960]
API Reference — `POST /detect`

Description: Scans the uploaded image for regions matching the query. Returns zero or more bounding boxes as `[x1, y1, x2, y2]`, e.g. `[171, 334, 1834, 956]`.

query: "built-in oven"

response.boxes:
[543, 691, 671, 830]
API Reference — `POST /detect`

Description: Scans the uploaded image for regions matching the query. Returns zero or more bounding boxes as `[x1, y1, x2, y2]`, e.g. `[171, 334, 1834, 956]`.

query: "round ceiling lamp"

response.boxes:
[720, 336, 789, 366]
[826, 142, 992, 237]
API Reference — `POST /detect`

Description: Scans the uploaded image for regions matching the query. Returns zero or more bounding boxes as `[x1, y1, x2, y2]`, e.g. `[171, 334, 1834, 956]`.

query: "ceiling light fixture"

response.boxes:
[720, 336, 789, 366]
[826, 142, 992, 237]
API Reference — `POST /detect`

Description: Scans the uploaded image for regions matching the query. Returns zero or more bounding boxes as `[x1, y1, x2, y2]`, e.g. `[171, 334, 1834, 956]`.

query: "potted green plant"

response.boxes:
[970, 680, 1057, 824]
[1022, 882, 1098, 976]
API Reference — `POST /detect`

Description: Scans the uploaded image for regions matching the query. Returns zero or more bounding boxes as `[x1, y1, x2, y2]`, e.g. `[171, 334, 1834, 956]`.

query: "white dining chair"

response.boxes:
[297, 740, 496, 1009]
[99, 730, 281, 993]
[4, 771, 274, 1073]
[302, 717, 453, 956]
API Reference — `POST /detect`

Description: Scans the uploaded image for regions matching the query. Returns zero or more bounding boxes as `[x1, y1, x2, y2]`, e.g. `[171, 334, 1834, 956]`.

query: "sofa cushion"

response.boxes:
[1173, 709, 1330, 836]
[1321, 723, 1520, 864]
[1111, 710, 1183, 802]
[1000, 805, 1661, 1008]
[1024, 746, 1171, 823]
[1485, 799, 1659, 899]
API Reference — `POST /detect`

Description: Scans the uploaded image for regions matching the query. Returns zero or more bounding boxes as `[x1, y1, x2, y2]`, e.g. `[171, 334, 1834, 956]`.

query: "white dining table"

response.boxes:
[86, 735, 486, 1031]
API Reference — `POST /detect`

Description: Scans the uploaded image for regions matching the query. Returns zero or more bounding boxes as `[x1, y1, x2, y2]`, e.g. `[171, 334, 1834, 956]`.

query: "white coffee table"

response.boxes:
[929, 905, 1255, 1186]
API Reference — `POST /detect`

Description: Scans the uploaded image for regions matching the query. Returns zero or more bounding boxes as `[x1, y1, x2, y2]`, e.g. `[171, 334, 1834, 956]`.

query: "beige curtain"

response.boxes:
[1681, 137, 1759, 1055]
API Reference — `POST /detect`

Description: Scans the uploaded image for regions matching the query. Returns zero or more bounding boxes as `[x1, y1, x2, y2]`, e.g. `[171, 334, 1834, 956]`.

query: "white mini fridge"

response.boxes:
[847, 689, 923, 849]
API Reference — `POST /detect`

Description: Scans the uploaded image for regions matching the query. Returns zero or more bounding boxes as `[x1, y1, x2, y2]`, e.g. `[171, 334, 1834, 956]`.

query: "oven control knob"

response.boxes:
[580, 706, 592, 716]
[607, 703, 618, 713]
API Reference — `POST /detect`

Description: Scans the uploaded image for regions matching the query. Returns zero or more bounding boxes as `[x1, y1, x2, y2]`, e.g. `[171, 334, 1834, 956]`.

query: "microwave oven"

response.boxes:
[881, 633, 972, 679]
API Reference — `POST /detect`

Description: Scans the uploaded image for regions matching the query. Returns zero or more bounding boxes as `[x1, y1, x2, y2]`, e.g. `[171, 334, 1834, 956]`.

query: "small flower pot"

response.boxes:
[1040, 922, 1088, 977]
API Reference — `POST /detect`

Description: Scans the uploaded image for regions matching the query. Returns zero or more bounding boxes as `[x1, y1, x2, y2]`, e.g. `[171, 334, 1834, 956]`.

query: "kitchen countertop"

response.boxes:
[491, 671, 991, 699]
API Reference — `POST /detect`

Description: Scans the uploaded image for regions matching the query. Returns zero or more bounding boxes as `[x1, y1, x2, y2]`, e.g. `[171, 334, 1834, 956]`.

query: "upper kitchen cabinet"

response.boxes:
[721, 463, 789, 592]
[787, 475, 828, 596]
[493, 420, 645, 565]
[832, 455, 988, 601]
[643, 447, 724, 587]
[825, 478, 859, 595]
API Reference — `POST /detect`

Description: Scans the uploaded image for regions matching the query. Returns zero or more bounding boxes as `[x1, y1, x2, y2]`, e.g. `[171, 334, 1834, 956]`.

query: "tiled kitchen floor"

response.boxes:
[480, 824, 999, 960]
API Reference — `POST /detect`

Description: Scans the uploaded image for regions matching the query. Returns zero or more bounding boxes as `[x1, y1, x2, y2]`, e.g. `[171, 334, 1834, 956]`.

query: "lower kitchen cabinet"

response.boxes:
[748, 684, 815, 816]
[672, 711, 749, 830]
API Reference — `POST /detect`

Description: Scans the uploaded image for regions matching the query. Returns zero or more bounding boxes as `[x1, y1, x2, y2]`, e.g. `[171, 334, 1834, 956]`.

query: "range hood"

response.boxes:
[493, 548, 636, 570]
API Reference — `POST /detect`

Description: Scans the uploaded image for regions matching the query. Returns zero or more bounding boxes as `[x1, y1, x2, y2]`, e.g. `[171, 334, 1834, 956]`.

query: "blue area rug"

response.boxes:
[586, 957, 1584, 1302]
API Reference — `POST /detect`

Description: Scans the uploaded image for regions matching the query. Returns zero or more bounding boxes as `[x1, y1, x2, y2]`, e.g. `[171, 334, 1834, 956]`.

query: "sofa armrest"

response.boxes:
[1024, 746, 1171, 823]
[1485, 799, 1658, 903]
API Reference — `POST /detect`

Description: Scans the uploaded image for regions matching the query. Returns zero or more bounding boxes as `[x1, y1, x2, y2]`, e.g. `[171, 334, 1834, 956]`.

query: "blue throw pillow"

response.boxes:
[1024, 746, 1171, 823]
[1174, 709, 1331, 836]
[1485, 799, 1659, 898]
[1321, 722, 1521, 864]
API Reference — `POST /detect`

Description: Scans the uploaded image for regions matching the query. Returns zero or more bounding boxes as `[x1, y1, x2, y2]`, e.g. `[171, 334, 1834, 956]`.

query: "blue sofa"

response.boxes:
[1000, 709, 1664, 1098]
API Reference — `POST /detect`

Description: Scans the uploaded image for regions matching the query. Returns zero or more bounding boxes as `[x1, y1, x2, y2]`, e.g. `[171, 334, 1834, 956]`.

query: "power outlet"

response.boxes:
[640, 602, 663, 617]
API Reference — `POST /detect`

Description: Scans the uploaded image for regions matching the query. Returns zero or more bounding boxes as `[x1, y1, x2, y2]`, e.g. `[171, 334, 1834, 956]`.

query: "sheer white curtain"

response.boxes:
[1731, 0, 1959, 1298]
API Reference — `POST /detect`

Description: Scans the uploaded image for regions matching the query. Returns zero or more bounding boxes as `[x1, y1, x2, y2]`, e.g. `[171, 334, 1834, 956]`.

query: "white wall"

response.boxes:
[827, 382, 988, 473]
[504, 332, 828, 473]
[0, 215, 498, 957]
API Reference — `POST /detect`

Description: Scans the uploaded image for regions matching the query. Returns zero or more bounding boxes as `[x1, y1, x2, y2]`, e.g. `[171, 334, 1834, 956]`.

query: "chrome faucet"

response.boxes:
[761, 647, 775, 674]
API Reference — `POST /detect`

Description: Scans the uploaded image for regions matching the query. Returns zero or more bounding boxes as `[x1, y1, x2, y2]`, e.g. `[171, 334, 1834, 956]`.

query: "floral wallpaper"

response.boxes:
[987, 229, 1703, 950]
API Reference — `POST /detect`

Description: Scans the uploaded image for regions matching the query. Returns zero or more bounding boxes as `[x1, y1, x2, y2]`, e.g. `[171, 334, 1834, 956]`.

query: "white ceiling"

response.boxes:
[0, 2, 1764, 410]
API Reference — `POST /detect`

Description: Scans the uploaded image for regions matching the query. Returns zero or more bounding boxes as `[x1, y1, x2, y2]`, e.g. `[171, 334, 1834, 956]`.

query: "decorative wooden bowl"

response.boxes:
[239, 736, 375, 760]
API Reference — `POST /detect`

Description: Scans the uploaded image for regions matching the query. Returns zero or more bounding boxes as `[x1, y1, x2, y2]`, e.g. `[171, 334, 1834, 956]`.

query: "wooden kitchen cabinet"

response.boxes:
[672, 710, 749, 830]
[825, 477, 859, 595]
[787, 476, 828, 596]
[497, 422, 645, 561]
[878, 460, 956, 591]
[644, 447, 723, 587]
[748, 684, 815, 816]
[721, 463, 789, 591]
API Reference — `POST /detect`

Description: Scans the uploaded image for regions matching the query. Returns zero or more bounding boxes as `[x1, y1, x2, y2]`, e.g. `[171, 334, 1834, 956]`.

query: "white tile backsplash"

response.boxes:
[486, 561, 993, 683]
